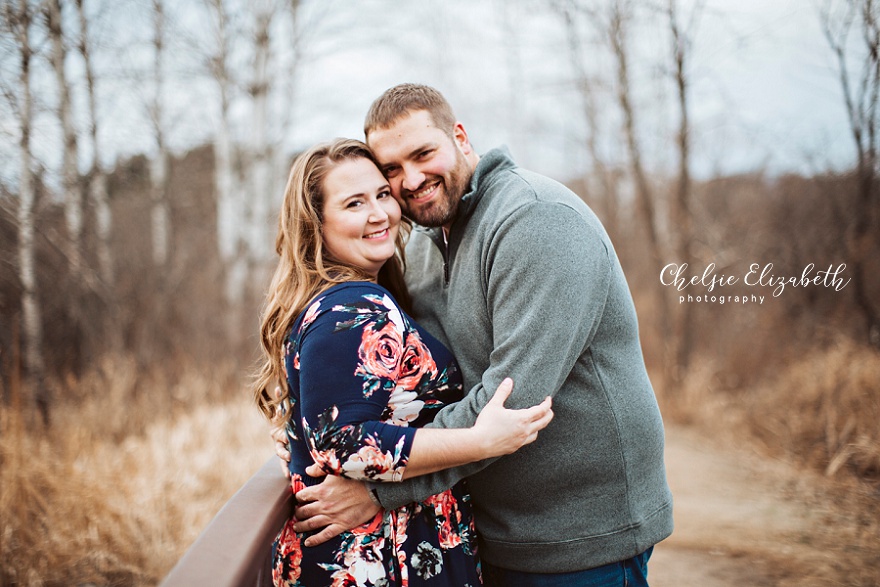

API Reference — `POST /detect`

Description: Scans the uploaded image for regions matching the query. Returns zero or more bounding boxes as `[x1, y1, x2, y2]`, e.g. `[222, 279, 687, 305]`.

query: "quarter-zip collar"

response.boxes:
[412, 147, 517, 284]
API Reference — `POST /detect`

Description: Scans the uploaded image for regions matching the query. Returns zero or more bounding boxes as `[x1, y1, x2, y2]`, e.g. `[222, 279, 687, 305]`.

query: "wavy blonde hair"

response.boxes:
[253, 138, 411, 421]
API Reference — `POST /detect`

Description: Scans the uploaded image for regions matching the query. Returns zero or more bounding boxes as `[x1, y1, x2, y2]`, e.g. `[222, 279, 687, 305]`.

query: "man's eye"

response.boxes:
[384, 167, 400, 178]
[418, 150, 433, 159]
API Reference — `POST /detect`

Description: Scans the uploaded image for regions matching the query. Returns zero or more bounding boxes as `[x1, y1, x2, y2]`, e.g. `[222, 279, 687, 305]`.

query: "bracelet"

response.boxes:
[368, 487, 382, 507]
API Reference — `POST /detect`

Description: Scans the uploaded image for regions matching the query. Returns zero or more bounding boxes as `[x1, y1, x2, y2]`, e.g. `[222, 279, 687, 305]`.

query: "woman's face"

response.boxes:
[321, 157, 401, 277]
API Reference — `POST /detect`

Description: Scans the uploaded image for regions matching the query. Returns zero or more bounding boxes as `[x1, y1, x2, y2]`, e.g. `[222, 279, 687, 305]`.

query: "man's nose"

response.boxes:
[401, 164, 425, 192]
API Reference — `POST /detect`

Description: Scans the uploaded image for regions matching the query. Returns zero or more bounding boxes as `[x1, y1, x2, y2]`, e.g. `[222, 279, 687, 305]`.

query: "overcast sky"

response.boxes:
[271, 0, 853, 181]
[0, 0, 857, 190]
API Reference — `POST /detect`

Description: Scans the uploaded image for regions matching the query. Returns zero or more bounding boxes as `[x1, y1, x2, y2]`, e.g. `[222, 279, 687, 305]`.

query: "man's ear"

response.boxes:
[453, 122, 473, 155]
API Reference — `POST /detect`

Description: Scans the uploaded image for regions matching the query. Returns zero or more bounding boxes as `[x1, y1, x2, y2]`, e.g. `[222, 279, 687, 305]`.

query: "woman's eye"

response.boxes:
[346, 200, 362, 209]
[378, 190, 391, 199]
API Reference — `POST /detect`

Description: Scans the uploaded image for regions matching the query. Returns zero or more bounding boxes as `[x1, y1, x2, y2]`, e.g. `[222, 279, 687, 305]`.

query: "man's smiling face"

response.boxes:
[367, 109, 474, 229]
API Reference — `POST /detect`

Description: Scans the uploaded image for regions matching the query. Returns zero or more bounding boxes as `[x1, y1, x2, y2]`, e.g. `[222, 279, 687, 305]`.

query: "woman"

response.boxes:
[253, 138, 553, 587]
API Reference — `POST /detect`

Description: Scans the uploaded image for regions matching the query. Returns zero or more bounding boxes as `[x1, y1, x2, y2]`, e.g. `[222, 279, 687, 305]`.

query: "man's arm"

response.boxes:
[374, 201, 612, 509]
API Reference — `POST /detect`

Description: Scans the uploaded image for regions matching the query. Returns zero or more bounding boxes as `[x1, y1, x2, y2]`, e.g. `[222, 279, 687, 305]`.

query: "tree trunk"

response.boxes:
[150, 0, 171, 268]
[150, 151, 171, 267]
[610, 3, 661, 259]
[15, 0, 49, 424]
[849, 153, 880, 346]
[609, 0, 675, 385]
[76, 0, 114, 286]
[247, 1, 275, 269]
[216, 103, 248, 305]
[669, 0, 698, 371]
[48, 0, 83, 273]
[821, 0, 880, 347]
[208, 0, 248, 307]
[559, 1, 621, 241]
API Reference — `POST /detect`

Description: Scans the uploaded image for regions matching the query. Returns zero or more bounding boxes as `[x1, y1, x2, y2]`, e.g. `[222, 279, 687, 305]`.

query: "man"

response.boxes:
[285, 83, 673, 586]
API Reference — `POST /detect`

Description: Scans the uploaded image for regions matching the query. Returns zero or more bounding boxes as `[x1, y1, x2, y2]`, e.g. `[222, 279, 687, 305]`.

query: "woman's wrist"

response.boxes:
[462, 426, 492, 461]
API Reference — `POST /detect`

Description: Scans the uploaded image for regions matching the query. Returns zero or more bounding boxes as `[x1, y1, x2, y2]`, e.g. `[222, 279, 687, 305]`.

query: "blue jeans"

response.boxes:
[482, 547, 653, 587]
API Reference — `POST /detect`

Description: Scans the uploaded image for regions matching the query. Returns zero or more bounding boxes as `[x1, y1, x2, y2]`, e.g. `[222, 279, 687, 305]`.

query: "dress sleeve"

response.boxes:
[296, 289, 418, 483]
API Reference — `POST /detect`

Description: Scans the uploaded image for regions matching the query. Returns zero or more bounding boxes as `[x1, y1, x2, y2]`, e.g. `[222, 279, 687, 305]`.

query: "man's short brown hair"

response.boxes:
[364, 83, 457, 139]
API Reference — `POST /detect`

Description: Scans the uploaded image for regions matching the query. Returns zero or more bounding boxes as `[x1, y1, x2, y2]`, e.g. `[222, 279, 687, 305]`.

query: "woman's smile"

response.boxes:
[364, 227, 390, 239]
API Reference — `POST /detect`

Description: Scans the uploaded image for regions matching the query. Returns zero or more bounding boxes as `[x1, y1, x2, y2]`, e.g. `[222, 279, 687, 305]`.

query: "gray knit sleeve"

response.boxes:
[374, 201, 613, 508]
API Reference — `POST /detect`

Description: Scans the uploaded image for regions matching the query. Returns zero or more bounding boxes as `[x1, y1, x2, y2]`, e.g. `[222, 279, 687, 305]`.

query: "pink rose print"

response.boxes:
[396, 333, 437, 391]
[357, 322, 403, 384]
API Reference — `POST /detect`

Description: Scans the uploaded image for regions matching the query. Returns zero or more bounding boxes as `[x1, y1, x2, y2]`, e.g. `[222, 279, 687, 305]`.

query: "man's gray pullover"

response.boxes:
[374, 147, 674, 572]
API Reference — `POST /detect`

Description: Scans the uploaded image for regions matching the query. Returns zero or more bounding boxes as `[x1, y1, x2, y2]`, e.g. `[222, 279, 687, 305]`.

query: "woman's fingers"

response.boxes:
[270, 385, 291, 475]
[534, 405, 554, 429]
[514, 396, 552, 425]
[486, 377, 514, 407]
[305, 463, 326, 477]
[270, 424, 288, 443]
[473, 379, 555, 455]
[269, 386, 286, 422]
[275, 440, 291, 460]
[520, 397, 553, 442]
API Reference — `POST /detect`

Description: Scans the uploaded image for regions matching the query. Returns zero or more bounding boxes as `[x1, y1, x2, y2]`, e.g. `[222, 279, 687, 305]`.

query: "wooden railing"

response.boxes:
[160, 457, 293, 587]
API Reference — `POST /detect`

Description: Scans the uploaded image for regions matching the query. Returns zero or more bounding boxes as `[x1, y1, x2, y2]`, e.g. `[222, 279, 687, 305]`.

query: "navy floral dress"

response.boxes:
[272, 282, 481, 587]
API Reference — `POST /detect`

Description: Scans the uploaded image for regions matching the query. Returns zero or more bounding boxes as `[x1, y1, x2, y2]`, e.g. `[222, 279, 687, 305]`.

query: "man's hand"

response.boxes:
[293, 473, 380, 547]
[270, 386, 291, 478]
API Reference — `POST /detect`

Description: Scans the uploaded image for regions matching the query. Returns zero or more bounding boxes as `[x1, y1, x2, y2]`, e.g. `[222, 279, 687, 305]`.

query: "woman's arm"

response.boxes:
[300, 378, 553, 479]
[400, 378, 552, 478]
[296, 288, 552, 483]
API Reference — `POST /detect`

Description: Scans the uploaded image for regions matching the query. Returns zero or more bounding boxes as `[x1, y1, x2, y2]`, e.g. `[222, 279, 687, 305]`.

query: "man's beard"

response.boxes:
[404, 151, 471, 228]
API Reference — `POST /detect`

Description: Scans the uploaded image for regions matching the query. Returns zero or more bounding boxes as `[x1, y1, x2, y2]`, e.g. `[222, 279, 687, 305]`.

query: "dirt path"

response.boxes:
[647, 426, 866, 587]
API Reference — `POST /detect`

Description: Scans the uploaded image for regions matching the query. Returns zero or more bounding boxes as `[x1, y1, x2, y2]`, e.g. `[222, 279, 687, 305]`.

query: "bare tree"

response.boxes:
[76, 0, 114, 286]
[606, 0, 677, 384]
[275, 0, 308, 141]
[205, 0, 248, 309]
[821, 0, 880, 347]
[609, 0, 663, 259]
[667, 0, 703, 370]
[149, 0, 172, 268]
[497, 0, 530, 164]
[245, 0, 278, 272]
[7, 0, 48, 423]
[556, 0, 622, 240]
[46, 0, 83, 272]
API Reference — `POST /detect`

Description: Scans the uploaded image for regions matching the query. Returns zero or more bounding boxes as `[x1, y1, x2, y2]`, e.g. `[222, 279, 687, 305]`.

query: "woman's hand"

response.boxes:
[471, 378, 553, 458]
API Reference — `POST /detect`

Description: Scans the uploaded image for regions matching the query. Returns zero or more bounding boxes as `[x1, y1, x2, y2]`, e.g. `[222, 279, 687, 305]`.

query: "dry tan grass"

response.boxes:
[658, 338, 880, 586]
[743, 338, 880, 481]
[4, 342, 879, 586]
[659, 337, 880, 483]
[0, 356, 270, 587]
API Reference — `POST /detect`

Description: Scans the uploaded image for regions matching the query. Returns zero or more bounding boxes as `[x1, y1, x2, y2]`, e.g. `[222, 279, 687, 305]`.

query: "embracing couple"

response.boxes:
[253, 83, 673, 587]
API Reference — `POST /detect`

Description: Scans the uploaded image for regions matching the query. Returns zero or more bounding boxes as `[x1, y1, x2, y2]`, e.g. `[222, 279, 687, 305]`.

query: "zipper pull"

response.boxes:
[442, 228, 450, 284]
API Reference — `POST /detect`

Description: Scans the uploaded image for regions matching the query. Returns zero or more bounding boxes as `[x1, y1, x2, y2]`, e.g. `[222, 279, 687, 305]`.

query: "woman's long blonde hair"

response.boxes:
[253, 138, 411, 421]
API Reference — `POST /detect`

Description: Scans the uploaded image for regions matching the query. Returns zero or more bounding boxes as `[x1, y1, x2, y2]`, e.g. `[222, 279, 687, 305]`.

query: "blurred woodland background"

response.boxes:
[1, 0, 879, 585]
